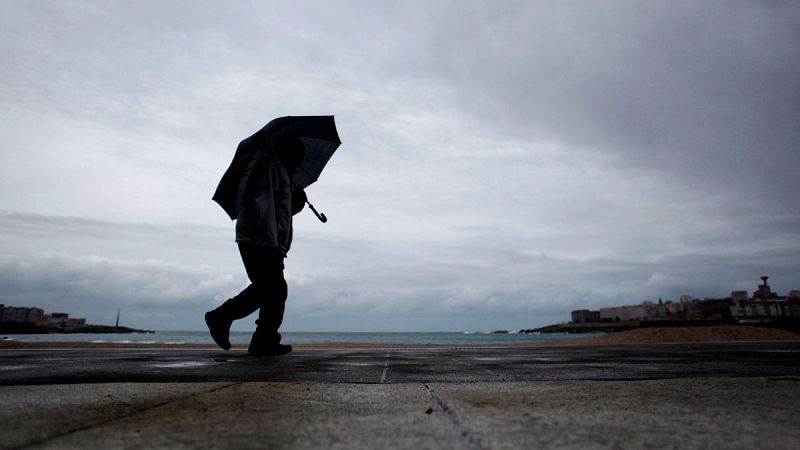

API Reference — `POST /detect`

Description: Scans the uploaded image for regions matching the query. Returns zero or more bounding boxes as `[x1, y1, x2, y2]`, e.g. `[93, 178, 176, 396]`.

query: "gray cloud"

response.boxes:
[1, 210, 798, 331]
[414, 2, 800, 204]
[0, 1, 798, 331]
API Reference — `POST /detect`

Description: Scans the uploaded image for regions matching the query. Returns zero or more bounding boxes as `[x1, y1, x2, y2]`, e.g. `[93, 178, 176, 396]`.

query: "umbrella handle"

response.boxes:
[306, 200, 328, 223]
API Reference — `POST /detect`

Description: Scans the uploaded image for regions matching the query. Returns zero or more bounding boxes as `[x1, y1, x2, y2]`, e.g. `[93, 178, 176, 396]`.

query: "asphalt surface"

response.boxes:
[2, 341, 800, 385]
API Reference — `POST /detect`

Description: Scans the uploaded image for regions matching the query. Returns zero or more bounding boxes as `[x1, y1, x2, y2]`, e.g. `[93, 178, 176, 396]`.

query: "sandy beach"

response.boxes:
[2, 325, 798, 350]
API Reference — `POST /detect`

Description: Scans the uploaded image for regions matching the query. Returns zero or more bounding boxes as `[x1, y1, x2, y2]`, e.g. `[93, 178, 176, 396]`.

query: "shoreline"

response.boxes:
[2, 326, 800, 350]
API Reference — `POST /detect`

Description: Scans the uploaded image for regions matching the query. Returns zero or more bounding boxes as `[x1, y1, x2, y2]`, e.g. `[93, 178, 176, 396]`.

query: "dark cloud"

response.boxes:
[1, 2, 799, 331]
[415, 2, 800, 207]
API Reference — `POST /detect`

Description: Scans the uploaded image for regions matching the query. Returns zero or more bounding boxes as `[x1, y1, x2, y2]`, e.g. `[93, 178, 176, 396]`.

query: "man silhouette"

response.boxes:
[205, 134, 306, 356]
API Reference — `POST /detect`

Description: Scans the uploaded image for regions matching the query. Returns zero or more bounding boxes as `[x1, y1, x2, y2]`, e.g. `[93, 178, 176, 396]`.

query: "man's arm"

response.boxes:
[272, 160, 293, 256]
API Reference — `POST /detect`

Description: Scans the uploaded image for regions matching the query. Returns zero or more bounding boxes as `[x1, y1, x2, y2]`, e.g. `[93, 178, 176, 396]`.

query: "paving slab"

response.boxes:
[3, 378, 800, 449]
[5, 382, 458, 450]
[0, 382, 228, 449]
[427, 378, 800, 450]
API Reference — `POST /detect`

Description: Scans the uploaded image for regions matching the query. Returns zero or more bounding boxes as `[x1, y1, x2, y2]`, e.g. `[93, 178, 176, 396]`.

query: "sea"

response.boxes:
[1, 330, 602, 345]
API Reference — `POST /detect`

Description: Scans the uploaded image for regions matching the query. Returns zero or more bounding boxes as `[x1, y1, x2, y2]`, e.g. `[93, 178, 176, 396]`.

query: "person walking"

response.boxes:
[205, 134, 307, 356]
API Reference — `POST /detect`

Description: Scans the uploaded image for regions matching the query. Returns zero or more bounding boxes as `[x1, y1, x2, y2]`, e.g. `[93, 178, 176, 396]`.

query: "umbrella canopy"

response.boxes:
[213, 116, 341, 220]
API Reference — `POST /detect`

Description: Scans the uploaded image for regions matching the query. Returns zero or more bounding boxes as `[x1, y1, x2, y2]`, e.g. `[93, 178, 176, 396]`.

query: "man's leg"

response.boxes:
[250, 270, 288, 350]
[206, 242, 264, 350]
[247, 247, 290, 355]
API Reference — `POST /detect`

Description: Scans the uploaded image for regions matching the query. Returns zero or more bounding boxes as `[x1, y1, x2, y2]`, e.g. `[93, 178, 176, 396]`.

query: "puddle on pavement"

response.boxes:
[0, 365, 35, 371]
[150, 361, 218, 369]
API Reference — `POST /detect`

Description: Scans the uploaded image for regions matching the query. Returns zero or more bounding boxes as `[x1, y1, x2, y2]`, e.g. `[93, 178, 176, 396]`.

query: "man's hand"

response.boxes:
[291, 188, 307, 216]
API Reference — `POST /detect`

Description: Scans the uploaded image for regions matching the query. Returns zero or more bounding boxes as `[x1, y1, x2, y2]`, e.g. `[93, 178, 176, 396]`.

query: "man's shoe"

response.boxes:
[205, 311, 232, 350]
[248, 343, 292, 356]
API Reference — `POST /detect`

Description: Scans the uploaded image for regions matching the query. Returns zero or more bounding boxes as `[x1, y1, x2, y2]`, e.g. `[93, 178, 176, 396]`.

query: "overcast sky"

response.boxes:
[1, 1, 799, 332]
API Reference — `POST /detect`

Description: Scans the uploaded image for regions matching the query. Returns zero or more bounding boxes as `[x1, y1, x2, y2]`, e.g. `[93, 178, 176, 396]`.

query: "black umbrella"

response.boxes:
[212, 115, 341, 223]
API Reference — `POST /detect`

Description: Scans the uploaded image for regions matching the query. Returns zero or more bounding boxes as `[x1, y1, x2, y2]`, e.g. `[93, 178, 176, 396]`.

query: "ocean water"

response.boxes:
[1, 330, 602, 345]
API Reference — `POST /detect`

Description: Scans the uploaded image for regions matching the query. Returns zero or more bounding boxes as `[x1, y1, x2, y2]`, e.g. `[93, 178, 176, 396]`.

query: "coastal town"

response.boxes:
[0, 304, 150, 334]
[542, 276, 800, 333]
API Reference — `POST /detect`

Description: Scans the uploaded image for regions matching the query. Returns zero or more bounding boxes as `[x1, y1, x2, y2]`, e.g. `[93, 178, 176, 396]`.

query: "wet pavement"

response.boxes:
[3, 342, 800, 449]
[2, 341, 800, 385]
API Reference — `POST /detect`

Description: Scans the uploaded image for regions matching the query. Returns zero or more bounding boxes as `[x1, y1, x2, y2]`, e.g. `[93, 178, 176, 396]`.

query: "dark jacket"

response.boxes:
[235, 154, 293, 256]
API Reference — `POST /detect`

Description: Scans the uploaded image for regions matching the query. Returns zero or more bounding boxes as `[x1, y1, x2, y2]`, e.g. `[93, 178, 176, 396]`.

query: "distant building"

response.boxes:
[571, 309, 600, 323]
[599, 306, 625, 322]
[731, 301, 796, 319]
[566, 276, 799, 324]
[754, 276, 775, 300]
[0, 306, 45, 324]
[66, 318, 86, 326]
[731, 291, 749, 302]
[701, 299, 734, 320]
[656, 299, 668, 318]
[628, 304, 646, 320]
[730, 276, 799, 320]
[598, 303, 658, 322]
[48, 313, 69, 326]
[28, 307, 44, 324]
[685, 300, 706, 320]
[666, 301, 685, 316]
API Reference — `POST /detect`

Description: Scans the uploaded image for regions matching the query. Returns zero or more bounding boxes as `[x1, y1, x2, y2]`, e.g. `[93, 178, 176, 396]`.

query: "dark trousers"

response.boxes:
[215, 242, 287, 346]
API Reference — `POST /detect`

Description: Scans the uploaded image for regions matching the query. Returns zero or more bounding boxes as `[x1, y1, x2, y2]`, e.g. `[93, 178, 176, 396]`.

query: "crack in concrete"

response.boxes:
[423, 383, 485, 450]
[380, 351, 390, 383]
[15, 382, 239, 450]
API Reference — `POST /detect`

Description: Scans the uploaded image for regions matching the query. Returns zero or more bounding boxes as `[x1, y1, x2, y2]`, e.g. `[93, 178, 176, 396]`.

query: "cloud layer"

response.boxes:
[1, 1, 799, 331]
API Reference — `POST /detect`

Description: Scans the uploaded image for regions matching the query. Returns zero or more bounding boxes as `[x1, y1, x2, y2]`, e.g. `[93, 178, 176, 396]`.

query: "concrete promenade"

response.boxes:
[2, 342, 800, 449]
